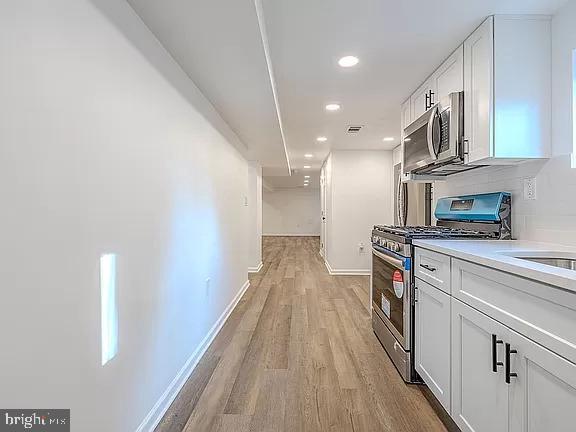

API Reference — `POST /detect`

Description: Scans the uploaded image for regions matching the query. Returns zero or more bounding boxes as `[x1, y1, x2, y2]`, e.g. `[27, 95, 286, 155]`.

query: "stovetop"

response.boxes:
[373, 225, 495, 239]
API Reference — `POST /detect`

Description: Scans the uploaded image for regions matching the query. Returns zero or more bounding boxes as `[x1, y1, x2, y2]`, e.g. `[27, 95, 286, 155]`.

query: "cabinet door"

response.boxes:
[415, 279, 451, 412]
[432, 45, 464, 102]
[401, 98, 411, 132]
[411, 78, 435, 120]
[509, 330, 576, 432]
[451, 298, 509, 432]
[463, 16, 494, 164]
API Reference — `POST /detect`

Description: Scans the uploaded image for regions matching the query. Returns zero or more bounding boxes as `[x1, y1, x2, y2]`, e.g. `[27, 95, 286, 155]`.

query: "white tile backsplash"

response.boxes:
[433, 155, 576, 246]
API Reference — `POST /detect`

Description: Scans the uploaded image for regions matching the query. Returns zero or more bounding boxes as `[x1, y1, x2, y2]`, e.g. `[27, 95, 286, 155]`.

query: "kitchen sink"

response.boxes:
[514, 256, 576, 271]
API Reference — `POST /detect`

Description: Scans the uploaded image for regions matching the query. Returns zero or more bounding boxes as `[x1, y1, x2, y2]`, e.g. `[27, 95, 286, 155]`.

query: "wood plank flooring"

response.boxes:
[155, 236, 447, 432]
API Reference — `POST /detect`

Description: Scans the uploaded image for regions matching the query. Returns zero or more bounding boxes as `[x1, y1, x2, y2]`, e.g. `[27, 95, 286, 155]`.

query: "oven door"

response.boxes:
[371, 245, 411, 349]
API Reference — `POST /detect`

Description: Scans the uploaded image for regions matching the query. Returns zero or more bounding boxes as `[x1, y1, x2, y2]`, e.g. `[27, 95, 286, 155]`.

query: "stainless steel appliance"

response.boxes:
[371, 192, 512, 382]
[403, 91, 478, 176]
[394, 163, 429, 227]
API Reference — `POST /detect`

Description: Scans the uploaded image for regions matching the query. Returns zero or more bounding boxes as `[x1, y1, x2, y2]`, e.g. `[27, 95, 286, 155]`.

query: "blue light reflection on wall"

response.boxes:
[101, 253, 118, 365]
[495, 103, 538, 158]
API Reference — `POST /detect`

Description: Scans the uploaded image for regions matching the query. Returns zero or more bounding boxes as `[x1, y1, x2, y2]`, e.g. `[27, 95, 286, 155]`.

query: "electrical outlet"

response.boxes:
[205, 278, 211, 297]
[358, 242, 365, 254]
[243, 196, 248, 207]
[523, 177, 537, 200]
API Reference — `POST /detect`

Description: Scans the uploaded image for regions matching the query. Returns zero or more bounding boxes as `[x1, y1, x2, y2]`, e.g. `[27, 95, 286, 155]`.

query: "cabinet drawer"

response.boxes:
[414, 248, 451, 293]
[452, 258, 576, 365]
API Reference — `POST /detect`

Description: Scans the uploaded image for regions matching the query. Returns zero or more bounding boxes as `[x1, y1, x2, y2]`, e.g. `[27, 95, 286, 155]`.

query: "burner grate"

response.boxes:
[373, 224, 495, 239]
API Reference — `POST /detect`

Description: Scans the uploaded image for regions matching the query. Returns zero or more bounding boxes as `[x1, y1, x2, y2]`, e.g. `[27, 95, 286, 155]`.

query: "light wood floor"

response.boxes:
[155, 236, 447, 432]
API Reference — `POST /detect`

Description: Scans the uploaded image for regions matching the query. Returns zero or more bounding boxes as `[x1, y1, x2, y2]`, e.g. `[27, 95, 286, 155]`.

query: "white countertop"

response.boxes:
[412, 240, 576, 293]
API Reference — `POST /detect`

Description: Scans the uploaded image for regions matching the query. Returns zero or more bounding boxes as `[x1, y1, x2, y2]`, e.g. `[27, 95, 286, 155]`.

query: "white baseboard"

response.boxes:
[248, 261, 263, 273]
[135, 279, 251, 432]
[324, 259, 370, 276]
[262, 234, 320, 237]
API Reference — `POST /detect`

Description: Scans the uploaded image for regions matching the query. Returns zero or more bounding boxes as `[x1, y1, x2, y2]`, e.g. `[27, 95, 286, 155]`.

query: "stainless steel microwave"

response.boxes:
[403, 91, 477, 176]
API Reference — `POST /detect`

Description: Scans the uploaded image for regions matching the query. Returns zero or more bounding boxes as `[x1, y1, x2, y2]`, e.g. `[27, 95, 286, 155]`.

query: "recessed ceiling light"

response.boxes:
[304, 175, 310, 178]
[338, 55, 359, 68]
[303, 165, 311, 169]
[383, 137, 395, 142]
[304, 184, 309, 187]
[325, 103, 341, 112]
[316, 136, 328, 142]
[304, 153, 313, 158]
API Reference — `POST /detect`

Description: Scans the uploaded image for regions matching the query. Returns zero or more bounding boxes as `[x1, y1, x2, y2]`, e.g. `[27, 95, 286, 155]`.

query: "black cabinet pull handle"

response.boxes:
[420, 264, 437, 272]
[505, 343, 518, 384]
[429, 90, 435, 105]
[425, 93, 430, 110]
[491, 334, 503, 372]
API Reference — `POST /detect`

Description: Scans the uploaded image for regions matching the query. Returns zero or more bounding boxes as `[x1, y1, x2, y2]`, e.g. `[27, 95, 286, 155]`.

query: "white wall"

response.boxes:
[433, 0, 576, 246]
[325, 151, 394, 273]
[0, 1, 251, 431]
[248, 162, 263, 271]
[263, 188, 321, 236]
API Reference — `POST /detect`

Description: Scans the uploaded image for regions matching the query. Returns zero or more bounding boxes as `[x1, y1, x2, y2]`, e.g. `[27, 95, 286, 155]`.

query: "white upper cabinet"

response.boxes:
[411, 77, 435, 120]
[401, 98, 411, 133]
[463, 17, 494, 164]
[464, 16, 551, 165]
[431, 45, 464, 103]
[408, 45, 464, 126]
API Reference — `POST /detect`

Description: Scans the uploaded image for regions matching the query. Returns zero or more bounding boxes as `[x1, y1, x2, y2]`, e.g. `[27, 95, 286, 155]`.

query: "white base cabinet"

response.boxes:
[415, 279, 451, 412]
[451, 299, 509, 432]
[509, 330, 576, 432]
[413, 246, 576, 432]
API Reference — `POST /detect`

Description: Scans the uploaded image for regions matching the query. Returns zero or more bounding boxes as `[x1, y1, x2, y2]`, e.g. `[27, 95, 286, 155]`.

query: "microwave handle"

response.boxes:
[426, 106, 439, 161]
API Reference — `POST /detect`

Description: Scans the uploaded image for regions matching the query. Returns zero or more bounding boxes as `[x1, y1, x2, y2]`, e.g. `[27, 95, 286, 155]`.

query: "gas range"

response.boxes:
[371, 192, 511, 384]
[372, 225, 497, 256]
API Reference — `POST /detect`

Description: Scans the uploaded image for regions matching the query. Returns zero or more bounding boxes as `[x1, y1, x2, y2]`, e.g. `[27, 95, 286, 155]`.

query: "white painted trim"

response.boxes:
[324, 259, 370, 276]
[262, 233, 320, 237]
[135, 279, 250, 432]
[248, 261, 263, 273]
[253, 0, 291, 175]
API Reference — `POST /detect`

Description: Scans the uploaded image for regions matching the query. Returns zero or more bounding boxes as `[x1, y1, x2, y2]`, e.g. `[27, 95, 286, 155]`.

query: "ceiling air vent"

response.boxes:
[346, 125, 363, 134]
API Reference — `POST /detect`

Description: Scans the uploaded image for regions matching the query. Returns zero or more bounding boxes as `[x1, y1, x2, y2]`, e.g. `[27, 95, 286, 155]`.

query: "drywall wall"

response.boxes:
[263, 188, 321, 235]
[0, 1, 251, 431]
[324, 151, 394, 273]
[434, 0, 576, 246]
[248, 162, 263, 271]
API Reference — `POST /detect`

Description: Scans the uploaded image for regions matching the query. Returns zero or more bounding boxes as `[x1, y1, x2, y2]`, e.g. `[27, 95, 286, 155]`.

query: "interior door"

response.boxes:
[451, 298, 509, 432]
[508, 330, 576, 432]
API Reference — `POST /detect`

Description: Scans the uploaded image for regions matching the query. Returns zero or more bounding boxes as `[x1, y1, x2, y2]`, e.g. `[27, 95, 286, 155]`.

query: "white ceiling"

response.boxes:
[126, 0, 289, 170]
[127, 0, 566, 182]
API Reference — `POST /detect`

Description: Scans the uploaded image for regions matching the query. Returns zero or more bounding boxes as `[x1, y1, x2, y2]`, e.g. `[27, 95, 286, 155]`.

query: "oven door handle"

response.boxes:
[372, 247, 404, 269]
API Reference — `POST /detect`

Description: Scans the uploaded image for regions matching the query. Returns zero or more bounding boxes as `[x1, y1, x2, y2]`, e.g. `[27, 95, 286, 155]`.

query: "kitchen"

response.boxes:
[370, 9, 576, 432]
[1, 0, 575, 431]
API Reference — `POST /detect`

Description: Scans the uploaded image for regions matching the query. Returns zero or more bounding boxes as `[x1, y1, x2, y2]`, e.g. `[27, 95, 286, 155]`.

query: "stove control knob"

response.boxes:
[395, 243, 402, 253]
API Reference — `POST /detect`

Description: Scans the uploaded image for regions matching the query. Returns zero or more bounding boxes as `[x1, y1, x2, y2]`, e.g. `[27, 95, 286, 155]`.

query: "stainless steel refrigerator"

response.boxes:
[394, 163, 430, 226]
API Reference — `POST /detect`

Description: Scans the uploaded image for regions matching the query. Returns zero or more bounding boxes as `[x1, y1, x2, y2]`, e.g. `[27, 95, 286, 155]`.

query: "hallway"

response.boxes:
[156, 236, 447, 432]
